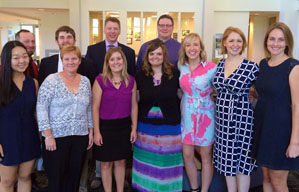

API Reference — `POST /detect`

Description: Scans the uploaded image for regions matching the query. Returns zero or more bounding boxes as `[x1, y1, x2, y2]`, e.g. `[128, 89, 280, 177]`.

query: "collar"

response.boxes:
[201, 61, 207, 67]
[58, 52, 63, 72]
[157, 37, 173, 44]
[186, 60, 207, 67]
[105, 40, 118, 48]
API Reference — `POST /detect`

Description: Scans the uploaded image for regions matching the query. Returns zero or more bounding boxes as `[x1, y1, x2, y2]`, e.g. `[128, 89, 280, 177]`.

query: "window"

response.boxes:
[89, 11, 120, 45]
[89, 11, 103, 45]
[127, 12, 141, 53]
[180, 12, 194, 41]
[21, 24, 40, 58]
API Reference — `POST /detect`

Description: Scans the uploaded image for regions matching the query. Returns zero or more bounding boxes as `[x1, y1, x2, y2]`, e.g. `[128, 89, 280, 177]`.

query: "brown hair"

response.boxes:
[179, 33, 207, 65]
[105, 17, 121, 29]
[264, 22, 294, 58]
[221, 27, 247, 55]
[142, 39, 173, 79]
[157, 14, 174, 26]
[55, 26, 76, 41]
[102, 47, 129, 87]
[60, 45, 81, 60]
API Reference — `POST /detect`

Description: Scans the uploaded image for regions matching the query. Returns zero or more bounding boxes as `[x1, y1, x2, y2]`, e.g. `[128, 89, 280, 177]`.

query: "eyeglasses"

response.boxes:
[158, 24, 173, 28]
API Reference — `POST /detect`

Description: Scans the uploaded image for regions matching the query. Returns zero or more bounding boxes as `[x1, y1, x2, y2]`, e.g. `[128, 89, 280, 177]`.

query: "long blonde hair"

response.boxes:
[102, 47, 129, 87]
[178, 33, 207, 65]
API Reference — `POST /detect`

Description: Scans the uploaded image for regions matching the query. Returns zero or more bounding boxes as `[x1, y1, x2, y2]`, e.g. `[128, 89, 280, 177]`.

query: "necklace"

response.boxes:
[111, 78, 122, 85]
[152, 77, 161, 86]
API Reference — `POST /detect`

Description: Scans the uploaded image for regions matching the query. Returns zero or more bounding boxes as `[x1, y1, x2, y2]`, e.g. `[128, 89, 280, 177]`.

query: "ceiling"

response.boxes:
[0, 8, 68, 23]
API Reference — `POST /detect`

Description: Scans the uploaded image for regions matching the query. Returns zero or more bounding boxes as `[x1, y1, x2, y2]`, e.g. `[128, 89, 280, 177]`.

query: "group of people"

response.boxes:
[0, 13, 298, 192]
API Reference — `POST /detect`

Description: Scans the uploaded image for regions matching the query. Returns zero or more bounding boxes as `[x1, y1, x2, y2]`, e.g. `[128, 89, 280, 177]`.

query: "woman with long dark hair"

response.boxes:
[0, 41, 41, 192]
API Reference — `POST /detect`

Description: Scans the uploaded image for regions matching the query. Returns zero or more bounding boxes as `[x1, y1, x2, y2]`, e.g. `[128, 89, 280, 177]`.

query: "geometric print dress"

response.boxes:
[212, 58, 259, 176]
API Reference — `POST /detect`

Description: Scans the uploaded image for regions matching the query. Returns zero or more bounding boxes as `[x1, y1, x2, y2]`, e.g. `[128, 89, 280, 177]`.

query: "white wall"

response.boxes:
[204, 0, 298, 61]
[213, 0, 280, 11]
[212, 11, 250, 59]
[0, 22, 22, 50]
[39, 11, 69, 58]
[279, 0, 299, 59]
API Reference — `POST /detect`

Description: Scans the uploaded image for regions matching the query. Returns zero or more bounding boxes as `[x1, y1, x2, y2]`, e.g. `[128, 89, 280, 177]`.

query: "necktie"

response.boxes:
[108, 44, 115, 49]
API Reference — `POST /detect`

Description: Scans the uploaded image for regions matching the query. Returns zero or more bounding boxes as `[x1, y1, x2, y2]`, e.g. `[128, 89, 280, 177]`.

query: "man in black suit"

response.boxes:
[38, 26, 96, 85]
[85, 17, 136, 77]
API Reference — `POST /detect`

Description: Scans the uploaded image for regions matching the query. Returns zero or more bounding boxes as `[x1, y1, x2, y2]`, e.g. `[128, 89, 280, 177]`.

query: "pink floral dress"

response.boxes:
[179, 61, 216, 146]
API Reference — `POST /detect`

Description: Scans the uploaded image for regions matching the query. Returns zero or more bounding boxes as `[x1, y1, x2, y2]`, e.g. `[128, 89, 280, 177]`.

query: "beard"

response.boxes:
[27, 50, 35, 57]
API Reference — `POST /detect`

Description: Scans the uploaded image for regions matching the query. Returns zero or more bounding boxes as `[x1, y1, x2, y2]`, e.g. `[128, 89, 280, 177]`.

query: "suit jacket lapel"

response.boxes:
[52, 54, 60, 73]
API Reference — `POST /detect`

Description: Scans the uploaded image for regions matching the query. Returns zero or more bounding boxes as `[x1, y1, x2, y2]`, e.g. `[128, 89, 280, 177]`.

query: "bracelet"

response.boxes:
[45, 135, 53, 140]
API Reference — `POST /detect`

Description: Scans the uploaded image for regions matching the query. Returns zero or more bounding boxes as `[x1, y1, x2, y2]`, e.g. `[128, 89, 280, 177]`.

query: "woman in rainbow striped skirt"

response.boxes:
[132, 39, 183, 192]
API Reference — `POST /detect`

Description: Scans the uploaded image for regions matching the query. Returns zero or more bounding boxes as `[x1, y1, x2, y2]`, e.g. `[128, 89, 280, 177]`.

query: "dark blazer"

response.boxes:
[85, 41, 136, 77]
[38, 54, 97, 86]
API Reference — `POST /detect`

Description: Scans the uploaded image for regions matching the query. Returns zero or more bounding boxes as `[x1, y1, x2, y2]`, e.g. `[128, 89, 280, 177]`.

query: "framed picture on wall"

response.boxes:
[127, 28, 133, 35]
[215, 33, 223, 58]
[134, 32, 141, 41]
[173, 32, 178, 41]
[127, 38, 132, 44]
[182, 29, 190, 37]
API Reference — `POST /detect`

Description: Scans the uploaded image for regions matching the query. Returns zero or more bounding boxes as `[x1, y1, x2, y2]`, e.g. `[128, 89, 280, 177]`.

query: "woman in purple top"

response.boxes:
[92, 47, 138, 192]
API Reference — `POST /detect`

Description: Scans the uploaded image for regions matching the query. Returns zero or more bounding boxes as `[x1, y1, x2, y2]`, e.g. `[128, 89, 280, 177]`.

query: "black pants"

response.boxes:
[42, 135, 88, 192]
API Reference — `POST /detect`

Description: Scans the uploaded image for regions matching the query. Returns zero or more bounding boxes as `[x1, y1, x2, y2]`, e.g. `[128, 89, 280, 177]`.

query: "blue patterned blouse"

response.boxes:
[36, 73, 93, 138]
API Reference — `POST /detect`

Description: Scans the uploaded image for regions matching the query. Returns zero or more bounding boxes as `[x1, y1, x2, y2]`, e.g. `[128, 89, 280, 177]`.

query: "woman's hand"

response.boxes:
[286, 143, 299, 158]
[45, 137, 56, 151]
[94, 132, 103, 146]
[0, 144, 4, 161]
[87, 129, 93, 150]
[130, 130, 137, 143]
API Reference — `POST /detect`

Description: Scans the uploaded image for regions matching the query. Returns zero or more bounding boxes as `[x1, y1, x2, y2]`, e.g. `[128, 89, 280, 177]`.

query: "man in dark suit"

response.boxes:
[85, 17, 136, 77]
[38, 26, 96, 85]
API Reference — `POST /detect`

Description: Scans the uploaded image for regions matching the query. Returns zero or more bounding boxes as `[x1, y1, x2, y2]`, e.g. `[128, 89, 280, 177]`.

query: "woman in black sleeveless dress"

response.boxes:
[0, 41, 41, 192]
[253, 22, 299, 191]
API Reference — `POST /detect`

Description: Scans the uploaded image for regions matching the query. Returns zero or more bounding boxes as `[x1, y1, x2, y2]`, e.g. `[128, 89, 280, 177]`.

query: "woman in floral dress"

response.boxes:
[179, 33, 216, 192]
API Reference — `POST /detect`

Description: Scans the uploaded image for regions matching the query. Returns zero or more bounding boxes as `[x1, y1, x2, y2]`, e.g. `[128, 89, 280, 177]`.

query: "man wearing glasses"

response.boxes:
[136, 14, 181, 70]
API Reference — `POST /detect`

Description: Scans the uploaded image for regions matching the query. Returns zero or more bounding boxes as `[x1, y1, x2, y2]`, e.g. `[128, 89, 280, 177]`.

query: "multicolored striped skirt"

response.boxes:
[132, 121, 183, 192]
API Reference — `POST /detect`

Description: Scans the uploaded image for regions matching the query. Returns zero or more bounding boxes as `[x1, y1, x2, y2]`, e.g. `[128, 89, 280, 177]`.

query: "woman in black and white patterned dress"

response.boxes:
[212, 27, 259, 191]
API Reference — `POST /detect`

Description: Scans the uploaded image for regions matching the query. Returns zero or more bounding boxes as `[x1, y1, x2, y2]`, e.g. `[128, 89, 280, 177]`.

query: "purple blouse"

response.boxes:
[96, 75, 135, 120]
